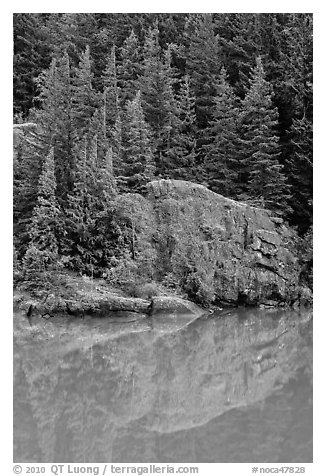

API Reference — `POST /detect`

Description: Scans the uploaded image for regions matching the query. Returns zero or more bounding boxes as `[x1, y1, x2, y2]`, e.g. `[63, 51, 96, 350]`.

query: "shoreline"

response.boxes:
[13, 270, 312, 322]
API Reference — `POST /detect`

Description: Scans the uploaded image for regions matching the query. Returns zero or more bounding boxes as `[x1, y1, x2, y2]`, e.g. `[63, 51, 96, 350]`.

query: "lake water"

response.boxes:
[13, 307, 313, 463]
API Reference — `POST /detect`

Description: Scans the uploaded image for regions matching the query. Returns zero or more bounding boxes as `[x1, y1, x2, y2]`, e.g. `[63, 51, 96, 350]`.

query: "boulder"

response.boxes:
[150, 296, 206, 317]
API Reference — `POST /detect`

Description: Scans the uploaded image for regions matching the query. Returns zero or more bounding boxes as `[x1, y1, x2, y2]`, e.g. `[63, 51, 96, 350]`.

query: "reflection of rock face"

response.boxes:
[13, 309, 312, 463]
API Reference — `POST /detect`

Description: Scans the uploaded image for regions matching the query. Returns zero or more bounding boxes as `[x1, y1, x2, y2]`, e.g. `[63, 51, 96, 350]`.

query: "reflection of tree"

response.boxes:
[14, 309, 312, 462]
[13, 360, 42, 462]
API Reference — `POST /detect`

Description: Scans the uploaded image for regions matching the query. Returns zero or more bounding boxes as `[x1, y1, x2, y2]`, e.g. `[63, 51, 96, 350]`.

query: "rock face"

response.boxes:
[128, 179, 301, 306]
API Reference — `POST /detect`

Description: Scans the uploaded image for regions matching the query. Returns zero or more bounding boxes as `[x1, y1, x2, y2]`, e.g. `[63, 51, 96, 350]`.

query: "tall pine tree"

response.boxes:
[64, 138, 96, 272]
[14, 51, 73, 257]
[204, 67, 240, 197]
[137, 23, 178, 174]
[184, 14, 221, 130]
[33, 51, 74, 200]
[71, 45, 98, 138]
[23, 148, 60, 274]
[13, 13, 51, 116]
[288, 117, 313, 233]
[119, 91, 155, 192]
[282, 14, 313, 232]
[165, 74, 197, 181]
[238, 57, 291, 213]
[213, 13, 261, 98]
[117, 29, 143, 105]
[102, 45, 120, 142]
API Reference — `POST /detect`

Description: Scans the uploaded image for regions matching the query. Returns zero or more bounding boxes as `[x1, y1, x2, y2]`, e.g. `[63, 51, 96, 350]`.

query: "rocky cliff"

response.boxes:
[120, 179, 305, 307]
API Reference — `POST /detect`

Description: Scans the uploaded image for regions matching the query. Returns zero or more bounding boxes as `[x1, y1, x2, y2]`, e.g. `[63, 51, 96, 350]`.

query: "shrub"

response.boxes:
[183, 268, 216, 306]
[123, 282, 161, 299]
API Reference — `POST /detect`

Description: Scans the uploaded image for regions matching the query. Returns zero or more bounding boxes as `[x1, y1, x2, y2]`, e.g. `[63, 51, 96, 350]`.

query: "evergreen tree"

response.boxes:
[204, 68, 240, 197]
[287, 117, 313, 233]
[43, 13, 116, 90]
[102, 45, 120, 142]
[86, 140, 120, 274]
[14, 51, 73, 257]
[13, 124, 44, 258]
[157, 47, 180, 176]
[138, 24, 178, 174]
[64, 136, 118, 273]
[213, 14, 261, 98]
[117, 29, 143, 105]
[86, 134, 117, 207]
[13, 13, 51, 116]
[281, 14, 313, 232]
[281, 14, 313, 120]
[43, 13, 80, 62]
[98, 147, 118, 204]
[23, 148, 60, 273]
[71, 46, 98, 138]
[86, 105, 108, 166]
[184, 14, 221, 130]
[119, 91, 155, 192]
[33, 51, 74, 199]
[238, 57, 291, 213]
[165, 75, 197, 181]
[111, 113, 123, 174]
[64, 138, 96, 272]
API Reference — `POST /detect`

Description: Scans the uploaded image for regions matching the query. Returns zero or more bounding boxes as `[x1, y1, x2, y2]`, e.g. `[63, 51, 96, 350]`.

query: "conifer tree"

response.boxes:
[281, 14, 313, 232]
[287, 117, 313, 233]
[138, 22, 162, 130]
[98, 147, 118, 204]
[43, 13, 80, 63]
[86, 105, 107, 166]
[204, 68, 240, 197]
[102, 45, 120, 142]
[13, 13, 51, 116]
[88, 139, 120, 274]
[184, 14, 221, 130]
[117, 29, 143, 105]
[237, 57, 290, 213]
[137, 24, 178, 174]
[14, 125, 44, 257]
[165, 75, 197, 181]
[14, 51, 73, 256]
[119, 91, 155, 192]
[71, 46, 98, 138]
[213, 14, 261, 98]
[64, 138, 95, 271]
[64, 136, 118, 273]
[281, 14, 313, 121]
[23, 148, 60, 273]
[33, 51, 74, 199]
[86, 134, 117, 207]
[99, 45, 123, 177]
[111, 113, 123, 174]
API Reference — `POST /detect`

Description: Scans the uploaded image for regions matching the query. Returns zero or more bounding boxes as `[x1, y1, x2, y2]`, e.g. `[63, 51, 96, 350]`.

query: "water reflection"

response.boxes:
[13, 308, 312, 463]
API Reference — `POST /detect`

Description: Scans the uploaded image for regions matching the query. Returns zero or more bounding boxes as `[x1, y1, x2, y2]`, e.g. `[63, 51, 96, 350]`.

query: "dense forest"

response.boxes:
[13, 13, 313, 296]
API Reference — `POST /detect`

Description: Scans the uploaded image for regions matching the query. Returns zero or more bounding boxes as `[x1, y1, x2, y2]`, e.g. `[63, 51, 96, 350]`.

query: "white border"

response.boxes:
[2, 3, 324, 474]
